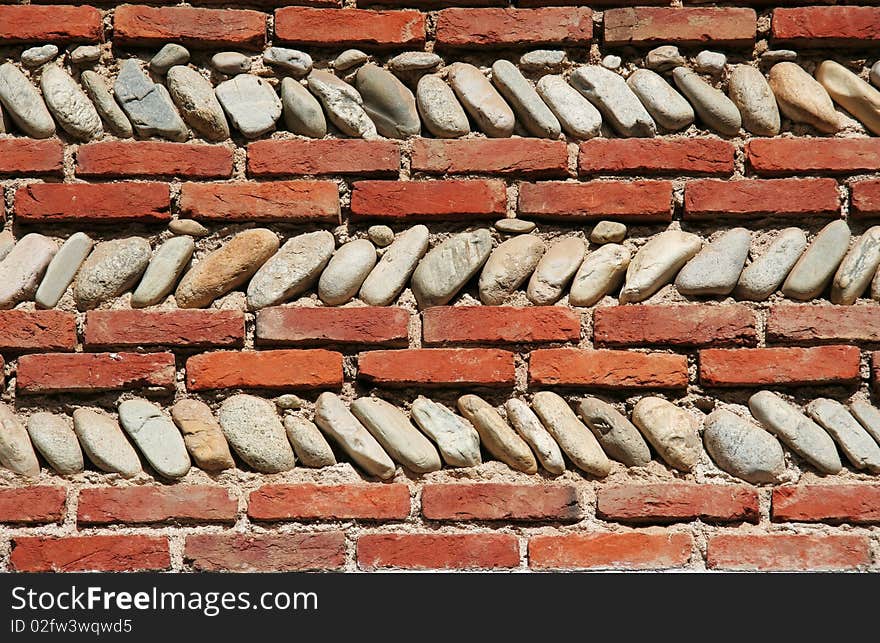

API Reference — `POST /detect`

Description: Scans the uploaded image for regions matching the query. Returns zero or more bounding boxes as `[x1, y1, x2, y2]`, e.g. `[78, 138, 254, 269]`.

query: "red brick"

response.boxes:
[275, 8, 425, 48]
[422, 484, 580, 521]
[248, 484, 410, 521]
[14, 182, 170, 224]
[597, 483, 760, 525]
[699, 345, 861, 387]
[0, 311, 77, 352]
[707, 534, 870, 571]
[77, 486, 237, 525]
[11, 535, 170, 572]
[684, 178, 840, 219]
[77, 142, 233, 179]
[0, 487, 65, 525]
[422, 306, 581, 345]
[0, 5, 102, 43]
[358, 348, 515, 387]
[186, 532, 345, 572]
[772, 7, 880, 48]
[411, 139, 569, 178]
[852, 180, 880, 218]
[767, 306, 880, 344]
[180, 181, 340, 223]
[604, 7, 756, 47]
[436, 8, 592, 48]
[747, 138, 880, 176]
[186, 349, 343, 391]
[529, 348, 688, 389]
[529, 531, 693, 570]
[255, 306, 409, 347]
[0, 139, 64, 176]
[248, 139, 399, 177]
[518, 181, 672, 222]
[17, 352, 176, 394]
[84, 310, 244, 349]
[358, 533, 519, 570]
[579, 139, 735, 176]
[350, 180, 506, 221]
[593, 305, 757, 348]
[114, 5, 266, 49]
[772, 485, 880, 524]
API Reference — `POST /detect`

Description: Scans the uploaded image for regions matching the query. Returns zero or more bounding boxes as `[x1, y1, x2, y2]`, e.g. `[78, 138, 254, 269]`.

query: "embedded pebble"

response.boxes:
[0, 62, 56, 138]
[871, 61, 880, 88]
[695, 51, 727, 75]
[601, 55, 622, 71]
[27, 413, 84, 476]
[728, 64, 781, 136]
[675, 228, 750, 296]
[114, 59, 187, 141]
[782, 220, 851, 300]
[356, 63, 420, 139]
[72, 408, 142, 478]
[848, 400, 880, 445]
[80, 70, 133, 138]
[645, 45, 685, 72]
[247, 230, 334, 309]
[479, 234, 546, 305]
[21, 45, 58, 68]
[816, 59, 880, 136]
[351, 398, 442, 474]
[0, 231, 14, 261]
[526, 237, 584, 305]
[40, 65, 103, 140]
[216, 74, 282, 138]
[169, 219, 208, 237]
[73, 237, 151, 310]
[411, 228, 493, 308]
[308, 70, 377, 139]
[734, 228, 807, 301]
[275, 394, 304, 410]
[626, 69, 695, 131]
[368, 225, 395, 247]
[35, 232, 93, 309]
[768, 62, 840, 133]
[495, 218, 536, 234]
[284, 415, 336, 468]
[632, 397, 702, 472]
[491, 59, 561, 139]
[520, 50, 566, 73]
[590, 221, 627, 244]
[831, 226, 880, 305]
[361, 225, 429, 306]
[167, 65, 230, 141]
[673, 66, 741, 136]
[532, 392, 611, 477]
[569, 243, 631, 306]
[219, 395, 295, 474]
[281, 77, 326, 138]
[416, 74, 470, 138]
[131, 236, 194, 308]
[118, 399, 191, 480]
[576, 397, 651, 468]
[457, 395, 537, 474]
[411, 397, 482, 468]
[211, 52, 251, 75]
[448, 62, 515, 138]
[170, 399, 235, 471]
[70, 45, 101, 65]
[318, 238, 377, 305]
[0, 404, 40, 477]
[703, 408, 785, 484]
[505, 398, 565, 475]
[619, 230, 702, 303]
[334, 49, 369, 71]
[535, 74, 602, 139]
[150, 44, 189, 75]
[0, 233, 58, 309]
[571, 65, 656, 137]
[762, 50, 798, 64]
[389, 51, 441, 72]
[263, 47, 312, 77]
[807, 398, 880, 474]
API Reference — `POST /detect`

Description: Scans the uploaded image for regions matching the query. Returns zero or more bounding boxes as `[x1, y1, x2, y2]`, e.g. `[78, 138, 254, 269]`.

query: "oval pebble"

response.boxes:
[577, 397, 651, 467]
[619, 230, 702, 304]
[247, 230, 334, 309]
[360, 225, 429, 306]
[536, 75, 602, 140]
[410, 397, 482, 468]
[416, 74, 470, 139]
[532, 392, 611, 477]
[675, 228, 750, 296]
[118, 399, 191, 480]
[131, 236, 194, 308]
[170, 399, 235, 471]
[704, 409, 784, 484]
[72, 408, 142, 478]
[0, 233, 58, 309]
[351, 397, 442, 474]
[218, 394, 295, 474]
[478, 234, 546, 305]
[411, 229, 493, 308]
[831, 226, 880, 305]
[35, 232, 94, 309]
[448, 62, 514, 138]
[318, 238, 376, 306]
[27, 412, 84, 476]
[284, 414, 336, 468]
[734, 228, 806, 301]
[505, 398, 565, 475]
[632, 397, 702, 472]
[314, 392, 396, 479]
[0, 403, 40, 477]
[73, 237, 151, 310]
[782, 220, 850, 300]
[457, 394, 537, 474]
[526, 236, 584, 305]
[569, 243, 631, 307]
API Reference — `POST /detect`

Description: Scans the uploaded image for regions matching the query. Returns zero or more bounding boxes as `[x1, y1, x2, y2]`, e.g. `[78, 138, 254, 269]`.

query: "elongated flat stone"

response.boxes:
[318, 239, 376, 306]
[131, 236, 193, 308]
[505, 398, 565, 475]
[219, 395, 295, 474]
[571, 65, 656, 137]
[673, 66, 741, 136]
[591, 221, 627, 244]
[212, 52, 251, 75]
[816, 60, 880, 136]
[334, 49, 367, 71]
[167, 65, 230, 141]
[619, 230, 702, 303]
[768, 62, 840, 134]
[72, 408, 141, 478]
[576, 397, 651, 467]
[40, 65, 102, 141]
[735, 228, 806, 301]
[0, 403, 40, 477]
[114, 59, 187, 141]
[263, 47, 312, 77]
[281, 77, 326, 138]
[416, 74, 469, 138]
[0, 233, 58, 309]
[411, 397, 481, 468]
[831, 226, 880, 305]
[457, 394, 537, 474]
[535, 74, 602, 140]
[728, 64, 781, 136]
[569, 243, 630, 306]
[0, 62, 55, 138]
[532, 391, 611, 477]
[27, 412, 83, 476]
[807, 398, 880, 474]
[782, 220, 850, 300]
[284, 415, 336, 468]
[118, 399, 191, 480]
[448, 62, 514, 138]
[308, 70, 377, 139]
[81, 70, 133, 138]
[491, 59, 560, 139]
[703, 408, 785, 484]
[170, 399, 235, 471]
[626, 69, 694, 131]
[351, 397, 441, 474]
[314, 392, 395, 479]
[849, 400, 880, 445]
[247, 230, 334, 310]
[632, 397, 702, 472]
[646, 46, 685, 72]
[520, 50, 566, 73]
[35, 232, 93, 309]
[527, 237, 584, 305]
[74, 237, 151, 310]
[169, 219, 208, 237]
[748, 390, 842, 474]
[675, 228, 750, 296]
[389, 51, 441, 72]
[216, 74, 282, 139]
[495, 219, 536, 234]
[356, 63, 420, 139]
[150, 44, 189, 75]
[411, 229, 493, 308]
[478, 234, 546, 305]
[360, 225, 429, 306]
[69, 45, 101, 66]
[22, 45, 58, 68]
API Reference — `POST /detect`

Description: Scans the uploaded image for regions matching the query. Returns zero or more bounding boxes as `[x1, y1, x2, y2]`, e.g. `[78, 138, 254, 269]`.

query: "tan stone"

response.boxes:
[815, 60, 880, 136]
[170, 399, 235, 471]
[768, 62, 840, 133]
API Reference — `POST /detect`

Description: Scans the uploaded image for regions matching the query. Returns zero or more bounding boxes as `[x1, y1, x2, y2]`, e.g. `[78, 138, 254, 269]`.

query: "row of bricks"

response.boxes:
[2, 6, 879, 51]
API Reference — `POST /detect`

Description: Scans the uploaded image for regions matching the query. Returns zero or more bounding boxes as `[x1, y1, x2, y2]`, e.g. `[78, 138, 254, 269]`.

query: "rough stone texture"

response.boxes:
[0, 62, 55, 138]
[491, 59, 560, 139]
[356, 64, 420, 139]
[308, 70, 377, 139]
[212, 52, 251, 75]
[114, 59, 187, 141]
[350, 397, 442, 474]
[447, 62, 514, 138]
[0, 234, 58, 309]
[576, 397, 651, 468]
[620, 231, 703, 303]
[40, 65, 102, 141]
[247, 230, 334, 309]
[35, 232, 93, 310]
[218, 395, 295, 474]
[675, 228, 750, 296]
[410, 397, 482, 468]
[416, 74, 469, 139]
[505, 398, 566, 475]
[281, 77, 326, 138]
[318, 239, 376, 306]
[672, 67, 741, 136]
[768, 62, 840, 134]
[81, 71, 133, 139]
[816, 60, 880, 136]
[626, 69, 694, 132]
[411, 229, 493, 308]
[26, 413, 83, 476]
[216, 74, 282, 139]
[150, 44, 189, 75]
[569, 244, 631, 307]
[167, 66, 230, 141]
[479, 234, 546, 305]
[170, 399, 235, 472]
[73, 238, 151, 310]
[526, 237, 585, 305]
[703, 409, 785, 483]
[131, 236, 194, 308]
[0, 403, 40, 477]
[536, 74, 602, 140]
[631, 397, 702, 472]
[571, 65, 656, 138]
[728, 65, 781, 136]
[360, 225, 429, 306]
[806, 398, 880, 473]
[831, 226, 880, 305]
[72, 409, 142, 478]
[283, 415, 336, 468]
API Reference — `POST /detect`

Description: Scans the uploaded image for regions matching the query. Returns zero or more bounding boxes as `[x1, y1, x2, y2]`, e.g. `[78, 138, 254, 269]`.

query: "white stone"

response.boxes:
[218, 394, 295, 474]
[632, 397, 702, 472]
[314, 392, 396, 479]
[118, 399, 191, 480]
[535, 74, 602, 139]
[506, 398, 565, 475]
[571, 65, 656, 137]
[72, 408, 141, 478]
[569, 243, 631, 306]
[351, 397, 442, 474]
[532, 391, 611, 477]
[247, 230, 335, 309]
[410, 397, 482, 468]
[360, 225, 429, 306]
[619, 230, 702, 303]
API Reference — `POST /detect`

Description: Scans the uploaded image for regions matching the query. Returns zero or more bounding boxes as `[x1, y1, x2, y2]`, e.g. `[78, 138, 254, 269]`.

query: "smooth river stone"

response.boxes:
[457, 395, 537, 474]
[170, 399, 235, 471]
[334, 49, 368, 71]
[807, 399, 880, 473]
[40, 65, 102, 141]
[619, 230, 702, 304]
[356, 64, 420, 139]
[150, 44, 189, 75]
[114, 59, 187, 141]
[281, 77, 326, 138]
[535, 75, 602, 140]
[367, 225, 394, 248]
[0, 404, 40, 477]
[848, 400, 880, 445]
[177, 228, 279, 309]
[247, 230, 334, 309]
[675, 228, 750, 296]
[816, 60, 880, 136]
[73, 237, 150, 310]
[569, 244, 631, 306]
[831, 226, 880, 305]
[307, 70, 377, 139]
[734, 228, 806, 301]
[118, 399, 191, 480]
[0, 233, 57, 309]
[80, 70, 132, 138]
[505, 398, 566, 475]
[570, 65, 656, 138]
[131, 236, 194, 308]
[591, 221, 627, 244]
[263, 47, 312, 77]
[478, 234, 546, 305]
[626, 69, 694, 131]
[72, 408, 141, 478]
[532, 391, 611, 477]
[167, 65, 230, 141]
[416, 74, 469, 138]
[21, 45, 58, 68]
[0, 62, 55, 138]
[318, 238, 376, 306]
[219, 395, 295, 474]
[695, 51, 727, 75]
[360, 225, 429, 306]
[212, 52, 251, 75]
[284, 415, 336, 468]
[703, 408, 785, 484]
[576, 397, 651, 467]
[672, 67, 741, 136]
[495, 218, 536, 234]
[314, 392, 396, 480]
[27, 412, 84, 475]
[491, 59, 560, 139]
[69, 45, 101, 65]
[169, 219, 208, 237]
[411, 397, 482, 468]
[728, 64, 781, 136]
[645, 45, 685, 72]
[781, 220, 851, 300]
[768, 62, 840, 134]
[411, 229, 493, 308]
[748, 391, 842, 474]
[448, 62, 515, 138]
[216, 74, 282, 139]
[351, 398, 441, 474]
[35, 232, 93, 309]
[526, 237, 584, 305]
[632, 397, 702, 472]
[389, 51, 441, 72]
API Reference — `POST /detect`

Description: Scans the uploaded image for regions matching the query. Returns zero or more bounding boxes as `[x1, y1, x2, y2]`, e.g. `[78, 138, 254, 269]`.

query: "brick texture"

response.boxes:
[255, 306, 409, 347]
[180, 181, 340, 223]
[274, 8, 425, 48]
[84, 310, 245, 349]
[358, 534, 519, 570]
[772, 7, 880, 47]
[15, 182, 171, 223]
[77, 142, 234, 179]
[436, 8, 592, 48]
[114, 5, 267, 49]
[684, 179, 840, 219]
[767, 306, 880, 344]
[0, 487, 66, 525]
[604, 8, 756, 47]
[594, 305, 757, 348]
[248, 484, 411, 521]
[77, 486, 237, 525]
[17, 352, 176, 394]
[529, 348, 689, 389]
[529, 532, 694, 570]
[422, 484, 579, 521]
[186, 533, 346, 571]
[579, 139, 735, 176]
[248, 140, 400, 177]
[11, 536, 170, 572]
[852, 180, 880, 218]
[747, 138, 880, 176]
[597, 483, 760, 524]
[186, 349, 343, 391]
[350, 180, 507, 220]
[518, 181, 673, 221]
[772, 485, 880, 524]
[358, 348, 515, 387]
[0, 5, 102, 43]
[411, 139, 569, 177]
[707, 534, 870, 571]
[0, 139, 64, 176]
[699, 346, 861, 387]
[422, 306, 581, 345]
[0, 311, 77, 352]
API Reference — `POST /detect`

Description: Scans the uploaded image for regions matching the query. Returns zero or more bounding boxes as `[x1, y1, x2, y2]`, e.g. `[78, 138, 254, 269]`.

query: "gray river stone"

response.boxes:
[848, 400, 880, 446]
[457, 395, 537, 474]
[389, 51, 441, 72]
[491, 59, 560, 139]
[816, 60, 880, 136]
[318, 239, 377, 305]
[131, 236, 194, 308]
[22, 45, 59, 68]
[526, 237, 584, 305]
[576, 397, 651, 468]
[41, 65, 102, 141]
[114, 59, 187, 141]
[411, 397, 482, 468]
[314, 392, 396, 479]
[247, 230, 335, 309]
[411, 229, 493, 308]
[167, 65, 230, 141]
[520, 50, 566, 73]
[479, 234, 546, 305]
[831, 226, 880, 305]
[170, 399, 235, 471]
[495, 219, 536, 234]
[768, 62, 840, 134]
[602, 55, 622, 71]
[118, 399, 191, 480]
[448, 62, 515, 138]
[673, 67, 742, 136]
[368, 225, 394, 248]
[219, 395, 295, 474]
[351, 398, 442, 474]
[506, 398, 566, 475]
[571, 65, 656, 137]
[73, 237, 151, 310]
[632, 397, 702, 472]
[360, 225, 429, 306]
[569, 243, 631, 306]
[675, 228, 750, 296]
[149, 44, 189, 75]
[308, 70, 377, 139]
[169, 219, 208, 238]
[734, 228, 806, 301]
[0, 62, 55, 138]
[626, 69, 694, 131]
[748, 391, 842, 474]
[763, 50, 798, 65]
[591, 221, 627, 244]
[619, 230, 702, 303]
[782, 220, 850, 300]
[27, 412, 83, 476]
[216, 74, 282, 139]
[263, 47, 312, 77]
[728, 64, 781, 136]
[416, 74, 469, 138]
[0, 404, 40, 477]
[532, 391, 611, 477]
[356, 64, 420, 139]
[281, 77, 326, 138]
[69, 45, 101, 65]
[211, 52, 251, 75]
[334, 49, 368, 72]
[80, 70, 132, 138]
[695, 51, 727, 75]
[72, 408, 141, 478]
[0, 234, 57, 309]
[35, 232, 94, 309]
[284, 415, 336, 468]
[807, 398, 880, 474]
[703, 408, 785, 484]
[646, 45, 685, 72]
[535, 74, 602, 140]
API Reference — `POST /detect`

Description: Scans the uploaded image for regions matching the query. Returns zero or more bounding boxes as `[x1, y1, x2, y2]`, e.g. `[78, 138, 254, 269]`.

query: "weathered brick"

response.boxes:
[747, 138, 880, 176]
[77, 142, 234, 179]
[597, 483, 760, 524]
[422, 484, 580, 521]
[436, 8, 592, 48]
[772, 7, 880, 47]
[186, 533, 346, 571]
[0, 311, 77, 352]
[248, 484, 410, 521]
[699, 346, 861, 387]
[358, 533, 519, 570]
[422, 306, 581, 345]
[0, 487, 65, 525]
[593, 305, 757, 348]
[186, 349, 343, 391]
[707, 534, 870, 571]
[518, 181, 672, 222]
[605, 7, 756, 47]
[350, 180, 506, 220]
[411, 139, 569, 177]
[77, 486, 237, 525]
[767, 306, 880, 344]
[852, 180, 880, 218]
[15, 182, 171, 223]
[579, 139, 735, 176]
[358, 348, 515, 387]
[0, 139, 64, 176]
[275, 8, 425, 48]
[84, 310, 244, 349]
[529, 531, 693, 570]
[11, 535, 170, 572]
[255, 307, 409, 347]
[248, 139, 400, 177]
[0, 5, 102, 43]
[684, 178, 840, 219]
[772, 485, 880, 524]
[529, 348, 689, 389]
[114, 5, 266, 49]
[17, 352, 176, 394]
[180, 181, 340, 223]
